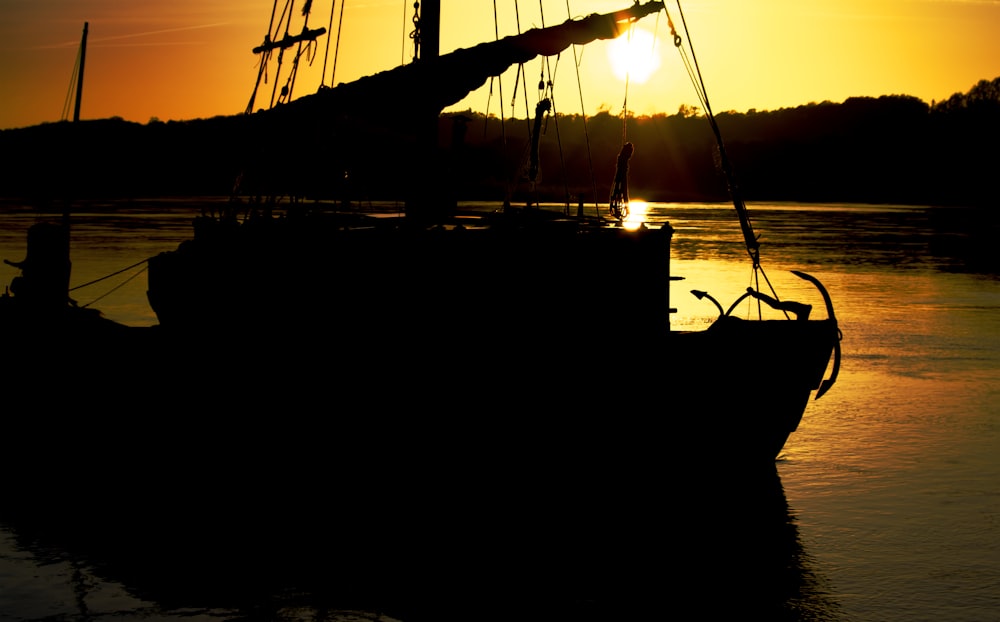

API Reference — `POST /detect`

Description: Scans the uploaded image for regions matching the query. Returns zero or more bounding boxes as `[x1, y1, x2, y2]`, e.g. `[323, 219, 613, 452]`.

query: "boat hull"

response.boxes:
[139, 211, 835, 460]
[1, 281, 835, 620]
[4, 212, 837, 470]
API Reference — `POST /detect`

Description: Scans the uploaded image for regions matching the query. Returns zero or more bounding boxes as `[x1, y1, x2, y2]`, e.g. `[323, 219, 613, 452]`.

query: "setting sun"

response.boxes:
[607, 27, 661, 84]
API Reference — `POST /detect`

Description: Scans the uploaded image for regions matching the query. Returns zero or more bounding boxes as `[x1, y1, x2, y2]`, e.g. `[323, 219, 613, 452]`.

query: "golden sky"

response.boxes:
[1, 0, 999, 130]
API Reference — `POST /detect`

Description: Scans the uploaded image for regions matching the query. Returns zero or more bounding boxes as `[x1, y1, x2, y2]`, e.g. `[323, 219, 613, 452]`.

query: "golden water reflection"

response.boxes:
[622, 199, 648, 231]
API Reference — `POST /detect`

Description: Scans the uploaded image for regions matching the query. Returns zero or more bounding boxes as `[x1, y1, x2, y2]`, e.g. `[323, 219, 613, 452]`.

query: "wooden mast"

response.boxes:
[408, 0, 445, 223]
[421, 0, 439, 62]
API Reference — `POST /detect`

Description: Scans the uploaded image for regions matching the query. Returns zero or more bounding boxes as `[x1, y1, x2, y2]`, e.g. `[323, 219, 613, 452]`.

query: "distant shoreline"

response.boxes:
[3, 78, 997, 210]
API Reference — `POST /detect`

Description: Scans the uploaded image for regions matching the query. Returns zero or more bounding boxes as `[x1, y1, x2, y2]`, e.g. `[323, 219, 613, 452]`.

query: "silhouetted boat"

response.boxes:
[3, 0, 839, 459]
[1, 5, 840, 611]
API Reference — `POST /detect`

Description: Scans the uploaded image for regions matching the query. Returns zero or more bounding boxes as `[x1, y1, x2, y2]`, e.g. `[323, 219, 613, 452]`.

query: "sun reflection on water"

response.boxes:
[623, 200, 648, 231]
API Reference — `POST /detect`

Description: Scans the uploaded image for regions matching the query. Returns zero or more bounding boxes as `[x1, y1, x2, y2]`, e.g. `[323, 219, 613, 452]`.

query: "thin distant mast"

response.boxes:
[62, 22, 88, 122]
[73, 22, 88, 122]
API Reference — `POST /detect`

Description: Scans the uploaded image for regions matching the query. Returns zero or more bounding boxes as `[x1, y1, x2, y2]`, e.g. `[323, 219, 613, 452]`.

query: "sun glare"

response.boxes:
[607, 27, 661, 84]
[623, 200, 649, 231]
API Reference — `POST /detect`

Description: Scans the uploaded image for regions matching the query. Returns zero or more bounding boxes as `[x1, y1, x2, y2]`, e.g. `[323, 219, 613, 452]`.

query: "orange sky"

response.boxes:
[2, 0, 999, 130]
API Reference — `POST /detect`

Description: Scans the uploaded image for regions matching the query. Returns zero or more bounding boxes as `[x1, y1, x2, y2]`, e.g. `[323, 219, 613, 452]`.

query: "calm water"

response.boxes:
[1, 199, 998, 621]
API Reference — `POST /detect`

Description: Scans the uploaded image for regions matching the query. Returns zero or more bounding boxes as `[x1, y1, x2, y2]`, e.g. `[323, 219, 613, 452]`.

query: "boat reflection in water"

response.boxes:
[1, 462, 838, 621]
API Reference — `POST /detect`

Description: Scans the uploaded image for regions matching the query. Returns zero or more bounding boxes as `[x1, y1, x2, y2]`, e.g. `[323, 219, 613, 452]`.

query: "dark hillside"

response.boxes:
[1, 77, 997, 208]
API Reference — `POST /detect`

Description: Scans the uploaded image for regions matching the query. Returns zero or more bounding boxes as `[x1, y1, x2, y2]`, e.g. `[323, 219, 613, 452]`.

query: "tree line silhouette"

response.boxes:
[1, 77, 997, 209]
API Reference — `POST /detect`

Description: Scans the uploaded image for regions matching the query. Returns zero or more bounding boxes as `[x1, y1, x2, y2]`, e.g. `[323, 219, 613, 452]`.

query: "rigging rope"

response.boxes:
[482, 1, 499, 123]
[514, 2, 533, 173]
[511, 1, 525, 119]
[496, 1, 506, 124]
[670, 1, 759, 266]
[321, 0, 336, 87]
[669, 1, 788, 314]
[268, 0, 294, 108]
[69, 258, 149, 293]
[529, 3, 573, 212]
[78, 265, 149, 310]
[331, 0, 345, 85]
[67, 257, 150, 310]
[279, 0, 320, 104]
[546, 67, 572, 213]
[620, 27, 631, 138]
[564, 0, 600, 217]
[61, 41, 83, 121]
[489, 0, 514, 205]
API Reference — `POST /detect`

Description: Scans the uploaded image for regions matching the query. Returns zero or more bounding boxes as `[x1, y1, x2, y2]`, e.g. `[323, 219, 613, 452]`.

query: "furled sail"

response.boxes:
[281, 1, 664, 122]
